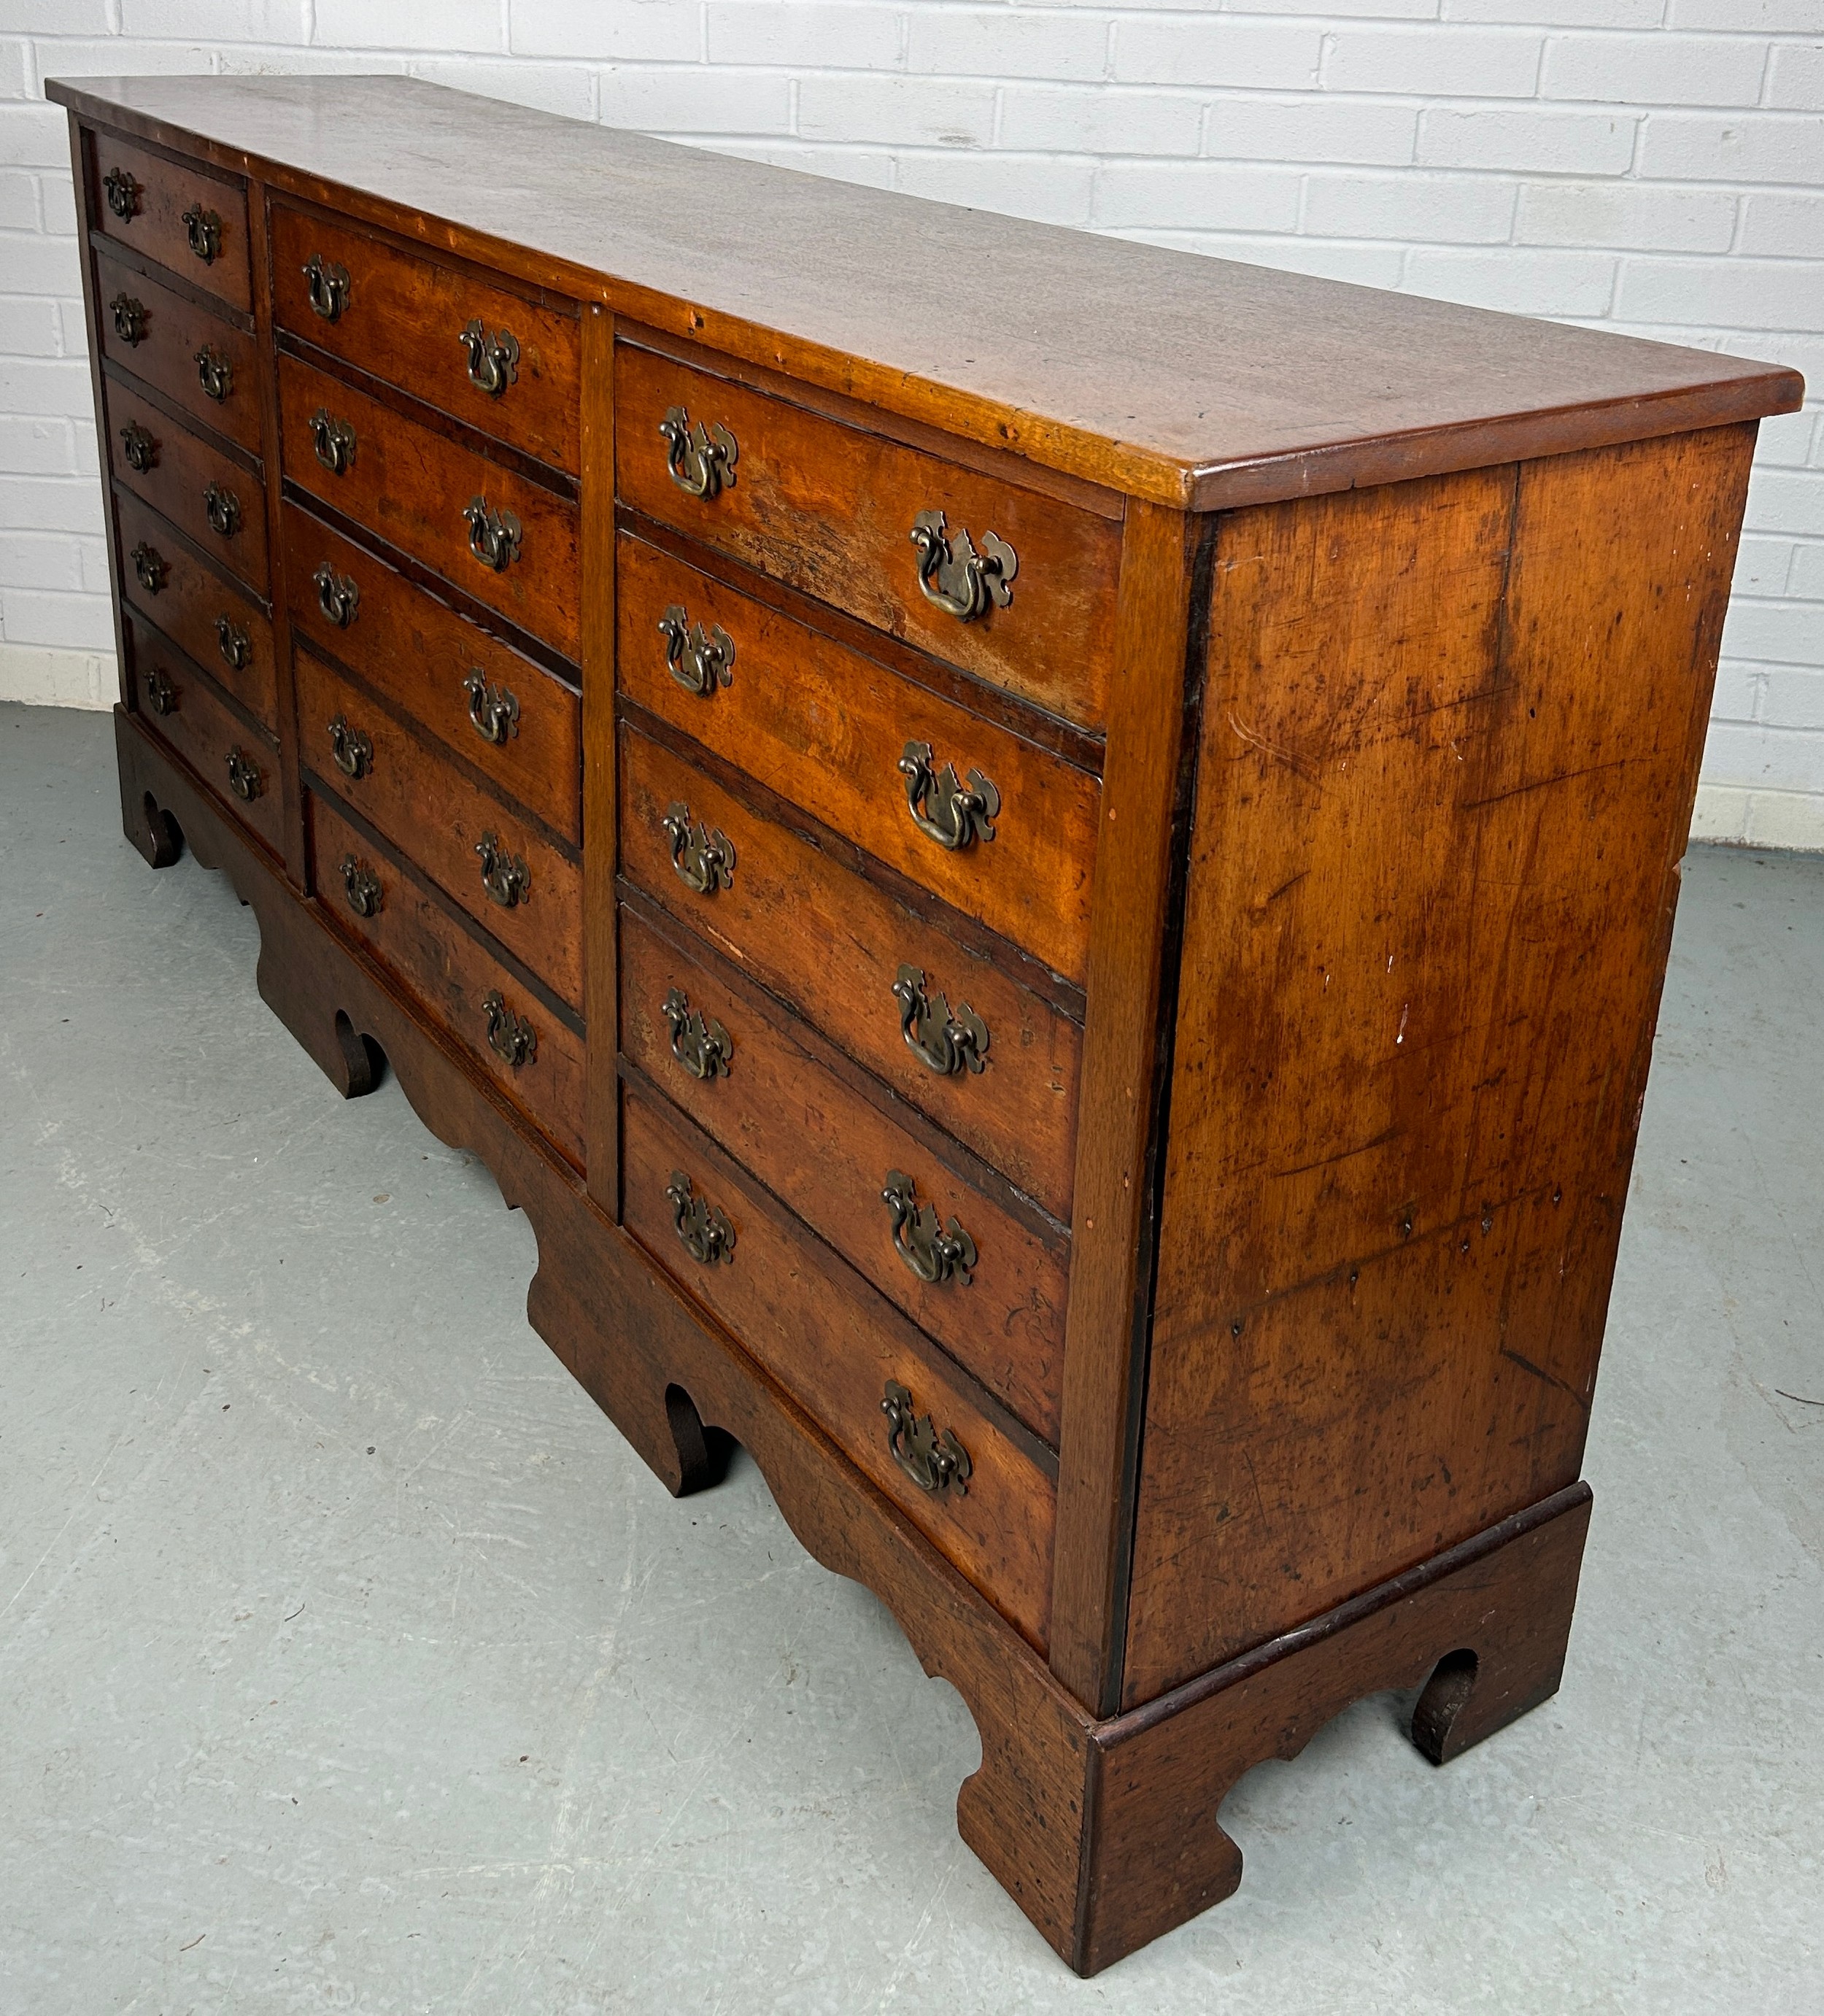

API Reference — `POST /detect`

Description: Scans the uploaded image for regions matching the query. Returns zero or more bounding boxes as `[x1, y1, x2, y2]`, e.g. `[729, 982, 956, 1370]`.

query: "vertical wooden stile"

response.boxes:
[1048, 498, 1205, 1715]
[580, 302, 620, 1212]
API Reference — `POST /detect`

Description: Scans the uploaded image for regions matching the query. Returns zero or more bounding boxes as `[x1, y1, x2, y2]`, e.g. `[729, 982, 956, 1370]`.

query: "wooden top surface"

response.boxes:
[50, 73, 1802, 510]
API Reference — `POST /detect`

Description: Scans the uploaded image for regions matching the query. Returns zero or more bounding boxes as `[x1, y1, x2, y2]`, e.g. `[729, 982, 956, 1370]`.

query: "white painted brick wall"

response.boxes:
[2, 1, 1820, 844]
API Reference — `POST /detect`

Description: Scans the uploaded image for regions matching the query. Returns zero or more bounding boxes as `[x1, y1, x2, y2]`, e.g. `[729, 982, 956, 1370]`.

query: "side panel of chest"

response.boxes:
[1123, 426, 1757, 1708]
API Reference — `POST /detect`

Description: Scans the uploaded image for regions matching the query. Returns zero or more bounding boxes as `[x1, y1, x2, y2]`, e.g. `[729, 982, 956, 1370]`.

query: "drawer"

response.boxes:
[622, 1086, 1056, 1649]
[105, 375, 268, 595]
[295, 644, 583, 1013]
[621, 905, 1067, 1443]
[614, 343, 1120, 730]
[619, 722, 1081, 1221]
[309, 791, 585, 1168]
[125, 611, 281, 855]
[89, 132, 250, 312]
[115, 489, 275, 732]
[284, 501, 580, 846]
[279, 352, 580, 662]
[93, 250, 260, 456]
[619, 532, 1098, 985]
[271, 204, 580, 475]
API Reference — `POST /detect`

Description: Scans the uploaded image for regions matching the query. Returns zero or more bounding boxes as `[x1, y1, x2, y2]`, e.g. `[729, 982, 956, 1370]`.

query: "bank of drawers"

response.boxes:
[92, 137, 276, 859]
[613, 335, 1110, 1651]
[267, 204, 587, 1171]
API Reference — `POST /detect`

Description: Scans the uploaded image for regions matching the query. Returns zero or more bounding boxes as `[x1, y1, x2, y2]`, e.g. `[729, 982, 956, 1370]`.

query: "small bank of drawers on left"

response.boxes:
[88, 130, 278, 851]
[266, 198, 587, 1171]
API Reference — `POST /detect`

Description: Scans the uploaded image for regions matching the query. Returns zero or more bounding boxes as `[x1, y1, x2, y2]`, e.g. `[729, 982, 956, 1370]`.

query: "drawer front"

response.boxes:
[309, 792, 585, 1167]
[271, 205, 581, 475]
[619, 723, 1080, 1220]
[284, 501, 580, 846]
[279, 353, 581, 662]
[93, 251, 260, 455]
[125, 611, 281, 854]
[623, 1086, 1055, 1648]
[619, 533, 1097, 984]
[295, 644, 583, 1012]
[106, 376, 268, 595]
[90, 134, 250, 312]
[621, 907, 1066, 1443]
[115, 489, 275, 731]
[614, 344, 1120, 730]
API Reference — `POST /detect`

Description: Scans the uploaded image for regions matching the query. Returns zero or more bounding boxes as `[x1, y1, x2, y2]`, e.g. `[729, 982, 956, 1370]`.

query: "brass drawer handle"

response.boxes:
[326, 713, 373, 780]
[667, 1170, 736, 1266]
[339, 853, 381, 918]
[881, 1379, 972, 1497]
[110, 293, 147, 344]
[225, 746, 264, 802]
[120, 421, 157, 474]
[313, 563, 360, 628]
[303, 253, 350, 322]
[463, 496, 522, 572]
[482, 989, 537, 1068]
[659, 405, 737, 501]
[662, 986, 733, 1081]
[475, 830, 530, 909]
[143, 665, 177, 716]
[309, 408, 355, 476]
[898, 740, 998, 851]
[182, 204, 223, 264]
[459, 317, 519, 397]
[202, 479, 241, 538]
[102, 166, 139, 220]
[882, 1170, 976, 1287]
[661, 802, 735, 896]
[909, 510, 1016, 623]
[463, 669, 519, 745]
[216, 616, 252, 672]
[195, 344, 233, 402]
[892, 965, 989, 1077]
[128, 541, 166, 594]
[658, 604, 735, 697]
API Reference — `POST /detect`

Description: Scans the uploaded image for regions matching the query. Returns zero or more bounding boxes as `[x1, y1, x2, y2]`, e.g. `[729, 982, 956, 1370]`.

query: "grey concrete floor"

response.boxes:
[1, 698, 1820, 2015]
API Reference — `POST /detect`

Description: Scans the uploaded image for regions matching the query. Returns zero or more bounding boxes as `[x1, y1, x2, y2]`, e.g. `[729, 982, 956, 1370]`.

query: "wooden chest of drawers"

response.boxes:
[52, 72, 1800, 1973]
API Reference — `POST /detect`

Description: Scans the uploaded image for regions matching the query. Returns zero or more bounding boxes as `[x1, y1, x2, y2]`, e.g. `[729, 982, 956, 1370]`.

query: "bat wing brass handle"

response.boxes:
[144, 665, 177, 716]
[303, 254, 351, 322]
[881, 1380, 972, 1497]
[195, 344, 233, 402]
[103, 167, 140, 220]
[892, 965, 989, 1076]
[459, 317, 519, 396]
[203, 480, 241, 538]
[463, 670, 520, 745]
[881, 1171, 977, 1287]
[657, 604, 735, 697]
[661, 986, 733, 1081]
[659, 405, 737, 500]
[909, 510, 1016, 622]
[215, 617, 252, 673]
[309, 408, 355, 476]
[667, 1170, 736, 1266]
[128, 541, 166, 594]
[313, 563, 360, 628]
[182, 204, 223, 264]
[225, 748, 264, 802]
[898, 740, 998, 851]
[662, 802, 735, 895]
[326, 713, 373, 780]
[339, 854, 382, 917]
[463, 496, 522, 572]
[120, 422, 157, 474]
[475, 830, 530, 908]
[482, 989, 537, 1068]
[111, 293, 147, 344]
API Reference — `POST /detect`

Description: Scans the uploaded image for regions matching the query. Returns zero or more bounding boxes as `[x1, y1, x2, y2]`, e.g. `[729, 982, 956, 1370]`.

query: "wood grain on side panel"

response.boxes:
[1122, 427, 1758, 1707]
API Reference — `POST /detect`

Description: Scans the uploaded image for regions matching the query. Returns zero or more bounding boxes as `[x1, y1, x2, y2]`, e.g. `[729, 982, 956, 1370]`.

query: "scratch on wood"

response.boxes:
[1499, 1345, 1589, 1413]
[1227, 709, 1321, 787]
